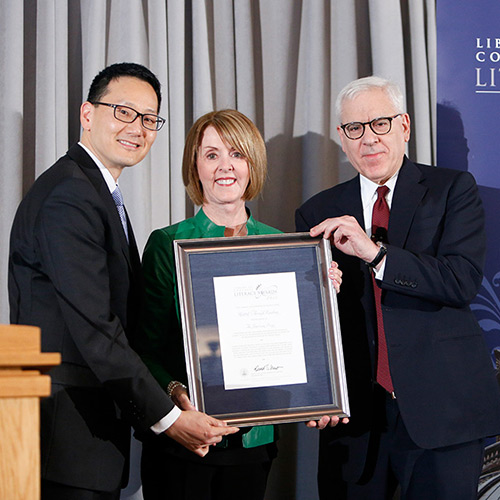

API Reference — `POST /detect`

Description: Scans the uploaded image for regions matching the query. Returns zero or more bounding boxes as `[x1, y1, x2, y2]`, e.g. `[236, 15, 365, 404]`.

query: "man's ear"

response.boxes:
[337, 125, 347, 153]
[402, 113, 411, 143]
[80, 101, 94, 131]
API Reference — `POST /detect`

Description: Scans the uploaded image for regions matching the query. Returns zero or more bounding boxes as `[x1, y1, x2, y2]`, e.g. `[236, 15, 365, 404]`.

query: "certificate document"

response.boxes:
[213, 271, 308, 390]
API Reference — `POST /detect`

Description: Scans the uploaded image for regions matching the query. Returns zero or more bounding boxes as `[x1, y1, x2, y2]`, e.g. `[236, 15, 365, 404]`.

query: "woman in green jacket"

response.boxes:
[138, 109, 341, 500]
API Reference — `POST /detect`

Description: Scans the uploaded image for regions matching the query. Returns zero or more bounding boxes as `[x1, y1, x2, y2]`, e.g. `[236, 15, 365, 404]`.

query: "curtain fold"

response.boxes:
[35, 0, 69, 177]
[147, 0, 170, 230]
[0, 0, 24, 325]
[164, 2, 189, 224]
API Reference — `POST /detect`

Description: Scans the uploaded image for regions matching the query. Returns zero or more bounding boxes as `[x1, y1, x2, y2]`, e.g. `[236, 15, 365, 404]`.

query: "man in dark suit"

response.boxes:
[9, 62, 237, 500]
[296, 76, 500, 499]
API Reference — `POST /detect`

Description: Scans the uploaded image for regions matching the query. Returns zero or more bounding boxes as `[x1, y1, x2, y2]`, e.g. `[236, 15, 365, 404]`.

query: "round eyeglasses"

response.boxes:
[91, 102, 166, 131]
[340, 114, 402, 140]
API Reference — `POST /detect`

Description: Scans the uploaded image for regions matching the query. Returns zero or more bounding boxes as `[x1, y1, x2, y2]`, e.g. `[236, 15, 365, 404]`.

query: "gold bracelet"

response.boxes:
[166, 380, 187, 398]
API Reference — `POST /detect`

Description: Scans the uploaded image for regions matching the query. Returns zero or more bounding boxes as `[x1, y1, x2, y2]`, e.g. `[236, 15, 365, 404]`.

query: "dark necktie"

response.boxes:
[371, 185, 393, 394]
[112, 186, 129, 243]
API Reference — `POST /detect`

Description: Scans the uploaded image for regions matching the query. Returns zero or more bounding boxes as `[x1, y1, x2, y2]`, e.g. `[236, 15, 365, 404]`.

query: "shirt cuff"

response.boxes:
[373, 257, 386, 280]
[150, 405, 182, 434]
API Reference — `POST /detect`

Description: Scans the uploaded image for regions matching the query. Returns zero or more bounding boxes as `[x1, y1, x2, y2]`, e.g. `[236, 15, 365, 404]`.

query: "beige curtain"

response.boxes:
[0, 1, 436, 498]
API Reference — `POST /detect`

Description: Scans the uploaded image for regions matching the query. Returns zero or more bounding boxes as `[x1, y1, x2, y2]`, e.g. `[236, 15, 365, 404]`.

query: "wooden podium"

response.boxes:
[0, 325, 60, 500]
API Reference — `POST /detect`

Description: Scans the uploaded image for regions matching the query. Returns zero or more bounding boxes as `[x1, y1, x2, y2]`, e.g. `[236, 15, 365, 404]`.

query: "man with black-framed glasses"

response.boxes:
[296, 75, 500, 499]
[89, 101, 166, 131]
[9, 62, 237, 500]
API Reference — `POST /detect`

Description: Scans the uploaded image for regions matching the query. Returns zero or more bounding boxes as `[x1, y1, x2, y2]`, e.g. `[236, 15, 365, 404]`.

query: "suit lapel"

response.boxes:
[336, 176, 374, 290]
[100, 180, 133, 263]
[67, 144, 134, 268]
[337, 175, 364, 225]
[336, 176, 378, 362]
[125, 208, 142, 273]
[389, 158, 427, 248]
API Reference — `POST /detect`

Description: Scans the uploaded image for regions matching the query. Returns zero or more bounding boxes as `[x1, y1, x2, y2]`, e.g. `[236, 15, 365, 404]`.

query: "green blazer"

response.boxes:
[139, 208, 281, 448]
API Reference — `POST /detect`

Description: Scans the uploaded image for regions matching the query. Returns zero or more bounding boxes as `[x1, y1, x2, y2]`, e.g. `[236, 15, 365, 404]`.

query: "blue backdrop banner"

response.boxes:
[437, 0, 500, 366]
[437, 1, 500, 495]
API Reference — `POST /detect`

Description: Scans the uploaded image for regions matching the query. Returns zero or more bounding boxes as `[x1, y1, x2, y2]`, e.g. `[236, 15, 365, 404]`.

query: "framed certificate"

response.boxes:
[174, 232, 349, 426]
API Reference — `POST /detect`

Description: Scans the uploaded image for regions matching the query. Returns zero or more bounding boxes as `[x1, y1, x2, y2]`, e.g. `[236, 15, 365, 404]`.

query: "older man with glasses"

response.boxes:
[9, 62, 238, 500]
[296, 75, 500, 499]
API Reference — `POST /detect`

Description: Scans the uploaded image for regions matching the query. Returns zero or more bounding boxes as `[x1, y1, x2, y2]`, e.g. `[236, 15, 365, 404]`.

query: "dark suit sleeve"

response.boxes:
[36, 177, 174, 429]
[295, 205, 314, 232]
[383, 170, 485, 308]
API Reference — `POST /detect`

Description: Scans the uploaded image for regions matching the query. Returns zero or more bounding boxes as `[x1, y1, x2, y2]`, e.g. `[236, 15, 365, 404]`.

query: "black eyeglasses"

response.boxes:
[340, 114, 402, 140]
[91, 102, 166, 131]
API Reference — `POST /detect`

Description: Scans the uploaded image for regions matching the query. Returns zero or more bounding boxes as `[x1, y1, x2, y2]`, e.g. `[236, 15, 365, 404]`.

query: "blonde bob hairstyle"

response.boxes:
[182, 109, 267, 206]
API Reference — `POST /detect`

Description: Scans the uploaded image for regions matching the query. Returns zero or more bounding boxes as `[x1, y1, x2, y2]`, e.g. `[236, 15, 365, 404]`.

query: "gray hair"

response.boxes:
[335, 76, 405, 124]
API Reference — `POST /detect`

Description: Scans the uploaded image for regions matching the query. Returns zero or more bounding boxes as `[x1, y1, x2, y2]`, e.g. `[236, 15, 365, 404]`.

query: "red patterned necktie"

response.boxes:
[371, 185, 394, 394]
